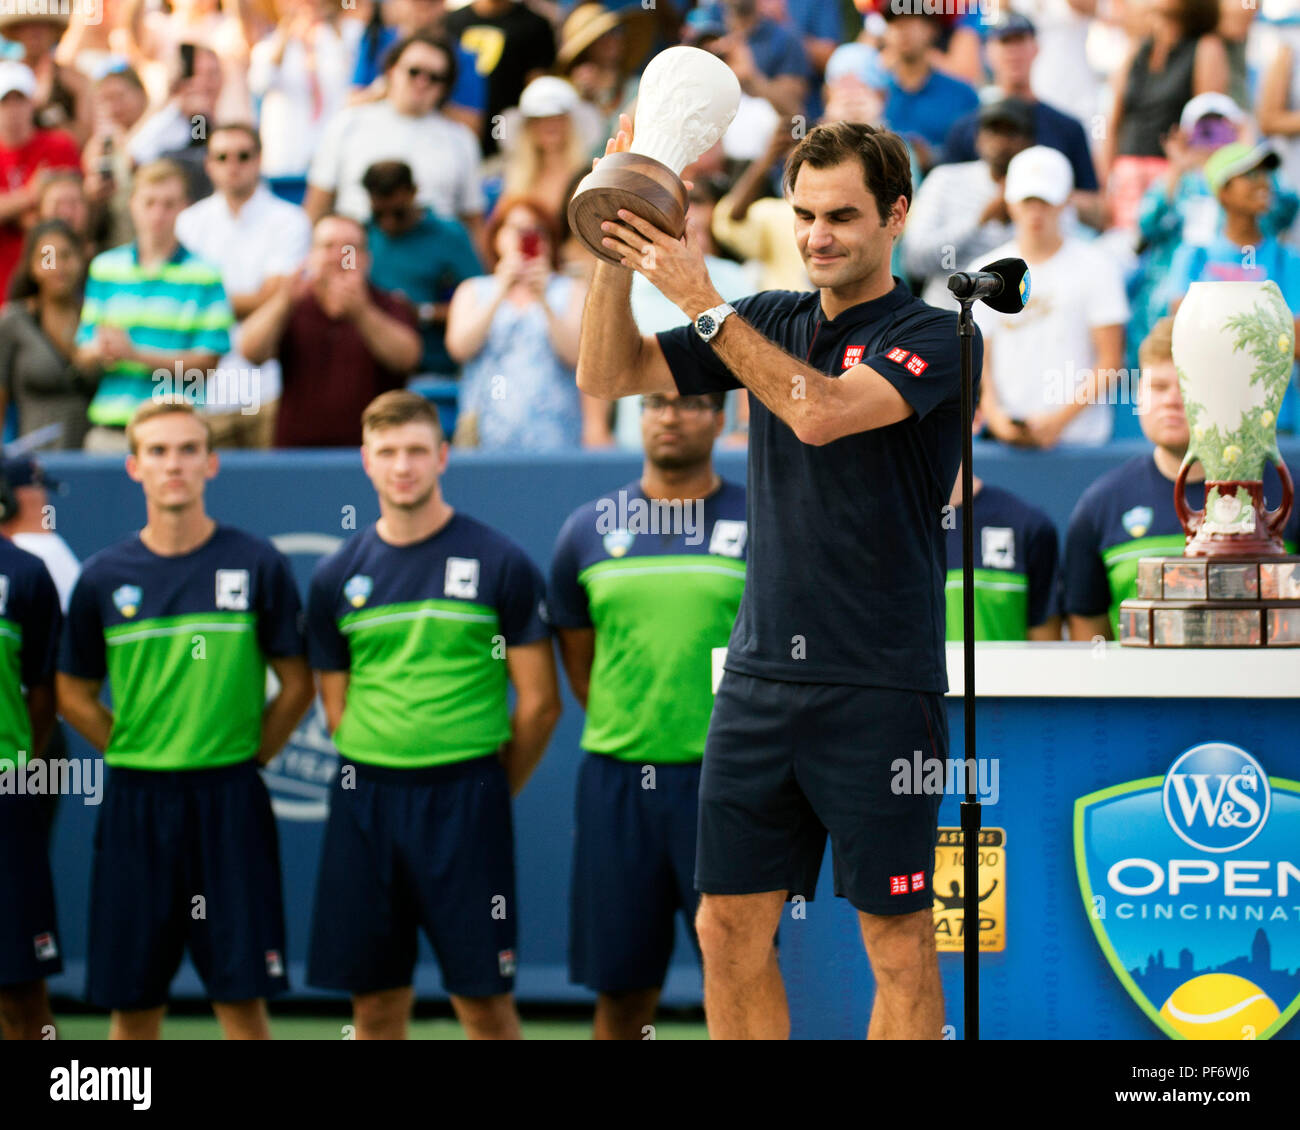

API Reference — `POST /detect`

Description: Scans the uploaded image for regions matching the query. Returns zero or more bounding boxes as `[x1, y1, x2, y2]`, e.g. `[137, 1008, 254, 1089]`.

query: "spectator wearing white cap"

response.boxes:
[0, 61, 80, 297]
[973, 146, 1129, 450]
[499, 77, 590, 231]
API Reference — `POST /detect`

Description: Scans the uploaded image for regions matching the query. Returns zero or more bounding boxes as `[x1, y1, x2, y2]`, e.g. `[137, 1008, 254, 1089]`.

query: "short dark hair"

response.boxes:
[707, 391, 726, 412]
[362, 160, 416, 197]
[783, 122, 912, 225]
[210, 122, 261, 152]
[363, 389, 445, 443]
[385, 31, 457, 108]
[1176, 0, 1221, 38]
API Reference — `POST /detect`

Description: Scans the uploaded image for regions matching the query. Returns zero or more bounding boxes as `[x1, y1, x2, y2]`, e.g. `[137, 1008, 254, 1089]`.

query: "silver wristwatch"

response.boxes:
[694, 303, 736, 343]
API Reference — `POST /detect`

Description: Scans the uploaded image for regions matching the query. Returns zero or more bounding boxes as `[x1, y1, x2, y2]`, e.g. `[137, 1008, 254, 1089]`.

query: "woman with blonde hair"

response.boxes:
[500, 77, 589, 230]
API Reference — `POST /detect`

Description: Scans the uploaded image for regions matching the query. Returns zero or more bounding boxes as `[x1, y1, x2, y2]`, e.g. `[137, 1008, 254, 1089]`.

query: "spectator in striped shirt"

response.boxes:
[74, 160, 233, 452]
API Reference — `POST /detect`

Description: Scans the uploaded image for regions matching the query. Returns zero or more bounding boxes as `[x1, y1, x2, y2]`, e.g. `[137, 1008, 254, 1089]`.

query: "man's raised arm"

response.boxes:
[574, 112, 676, 402]
[575, 260, 675, 401]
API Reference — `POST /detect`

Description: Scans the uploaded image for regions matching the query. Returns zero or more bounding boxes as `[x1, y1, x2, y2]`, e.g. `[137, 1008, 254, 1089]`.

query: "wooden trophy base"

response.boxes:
[567, 152, 687, 267]
[1119, 555, 1300, 646]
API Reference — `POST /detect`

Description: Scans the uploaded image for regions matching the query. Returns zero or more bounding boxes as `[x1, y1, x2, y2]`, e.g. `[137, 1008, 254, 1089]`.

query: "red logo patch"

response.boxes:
[889, 874, 909, 895]
[843, 344, 865, 368]
[911, 871, 926, 893]
[266, 949, 283, 977]
[905, 354, 929, 375]
[886, 346, 910, 363]
[34, 932, 57, 960]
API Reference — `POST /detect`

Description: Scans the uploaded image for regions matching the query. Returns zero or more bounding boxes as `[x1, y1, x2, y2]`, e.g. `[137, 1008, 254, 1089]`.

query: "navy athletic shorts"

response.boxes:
[696, 671, 948, 915]
[0, 788, 63, 988]
[569, 752, 701, 993]
[307, 754, 517, 999]
[86, 759, 289, 1011]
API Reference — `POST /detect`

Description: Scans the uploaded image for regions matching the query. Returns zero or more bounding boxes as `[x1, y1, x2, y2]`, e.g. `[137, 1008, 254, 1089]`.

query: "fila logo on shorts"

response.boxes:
[266, 949, 284, 977]
[842, 344, 865, 369]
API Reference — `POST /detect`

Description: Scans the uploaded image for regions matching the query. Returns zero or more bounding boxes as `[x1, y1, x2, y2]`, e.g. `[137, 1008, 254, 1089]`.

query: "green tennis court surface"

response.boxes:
[49, 1006, 708, 1040]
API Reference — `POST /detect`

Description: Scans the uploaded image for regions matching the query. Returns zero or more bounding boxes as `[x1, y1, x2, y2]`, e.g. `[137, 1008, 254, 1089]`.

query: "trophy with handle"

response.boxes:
[568, 45, 742, 267]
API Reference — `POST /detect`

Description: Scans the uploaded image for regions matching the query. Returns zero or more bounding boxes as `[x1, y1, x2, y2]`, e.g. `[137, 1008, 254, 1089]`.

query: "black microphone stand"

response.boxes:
[955, 292, 981, 1042]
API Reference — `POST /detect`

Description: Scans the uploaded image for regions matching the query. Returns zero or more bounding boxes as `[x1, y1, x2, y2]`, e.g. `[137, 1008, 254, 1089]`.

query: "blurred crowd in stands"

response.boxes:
[2, 0, 1300, 458]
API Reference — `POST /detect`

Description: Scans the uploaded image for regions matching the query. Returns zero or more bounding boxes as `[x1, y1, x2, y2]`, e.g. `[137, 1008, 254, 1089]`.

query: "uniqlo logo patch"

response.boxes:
[842, 344, 865, 368]
[889, 874, 909, 895]
[905, 354, 929, 375]
[34, 932, 57, 960]
[886, 346, 910, 363]
[499, 949, 516, 977]
[911, 871, 926, 892]
[266, 949, 284, 977]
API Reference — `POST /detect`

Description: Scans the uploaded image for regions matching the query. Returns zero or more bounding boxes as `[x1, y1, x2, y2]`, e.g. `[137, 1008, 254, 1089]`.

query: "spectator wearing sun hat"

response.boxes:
[555, 2, 655, 161]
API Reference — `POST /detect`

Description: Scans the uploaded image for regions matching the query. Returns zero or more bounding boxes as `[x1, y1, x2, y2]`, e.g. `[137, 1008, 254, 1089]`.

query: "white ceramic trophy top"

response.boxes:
[631, 45, 742, 175]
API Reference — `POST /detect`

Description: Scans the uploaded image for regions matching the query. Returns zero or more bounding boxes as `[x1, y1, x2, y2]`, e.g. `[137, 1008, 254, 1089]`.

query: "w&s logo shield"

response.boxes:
[1075, 742, 1300, 1039]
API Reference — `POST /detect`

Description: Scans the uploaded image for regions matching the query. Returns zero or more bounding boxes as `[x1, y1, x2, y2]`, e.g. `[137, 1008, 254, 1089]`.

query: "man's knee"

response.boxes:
[860, 909, 938, 984]
[695, 892, 783, 972]
[353, 987, 412, 1030]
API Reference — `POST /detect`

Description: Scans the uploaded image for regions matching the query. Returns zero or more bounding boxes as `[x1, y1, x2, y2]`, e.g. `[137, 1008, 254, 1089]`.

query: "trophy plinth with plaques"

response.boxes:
[1120, 280, 1300, 647]
[567, 45, 740, 267]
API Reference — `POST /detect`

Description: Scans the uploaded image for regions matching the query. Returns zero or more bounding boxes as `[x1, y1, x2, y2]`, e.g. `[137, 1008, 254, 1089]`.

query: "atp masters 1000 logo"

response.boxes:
[1075, 742, 1300, 1040]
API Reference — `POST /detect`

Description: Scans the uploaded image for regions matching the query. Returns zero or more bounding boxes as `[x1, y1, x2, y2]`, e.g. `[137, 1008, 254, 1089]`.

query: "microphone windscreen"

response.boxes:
[981, 257, 1030, 314]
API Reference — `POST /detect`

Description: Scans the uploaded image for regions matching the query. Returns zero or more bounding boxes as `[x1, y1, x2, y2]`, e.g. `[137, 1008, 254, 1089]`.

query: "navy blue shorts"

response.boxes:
[86, 759, 289, 1011]
[307, 755, 516, 999]
[0, 789, 63, 988]
[569, 753, 701, 993]
[697, 672, 947, 915]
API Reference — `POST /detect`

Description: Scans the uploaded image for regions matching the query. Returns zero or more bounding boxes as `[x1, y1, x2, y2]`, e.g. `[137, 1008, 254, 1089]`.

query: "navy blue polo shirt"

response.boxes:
[938, 99, 1100, 191]
[656, 278, 982, 692]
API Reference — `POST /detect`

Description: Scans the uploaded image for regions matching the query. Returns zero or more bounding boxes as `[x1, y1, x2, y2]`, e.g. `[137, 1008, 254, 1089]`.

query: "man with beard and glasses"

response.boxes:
[549, 389, 746, 1039]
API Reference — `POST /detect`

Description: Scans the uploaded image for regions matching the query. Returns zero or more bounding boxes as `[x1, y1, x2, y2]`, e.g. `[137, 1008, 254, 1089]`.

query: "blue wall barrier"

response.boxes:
[37, 437, 1300, 1024]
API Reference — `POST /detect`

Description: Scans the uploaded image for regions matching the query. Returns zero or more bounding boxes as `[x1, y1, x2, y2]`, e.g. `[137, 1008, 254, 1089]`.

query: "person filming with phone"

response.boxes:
[446, 194, 611, 451]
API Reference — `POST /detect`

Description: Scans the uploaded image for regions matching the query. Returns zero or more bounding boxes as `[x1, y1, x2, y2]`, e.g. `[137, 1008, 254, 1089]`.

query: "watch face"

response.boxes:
[698, 315, 716, 336]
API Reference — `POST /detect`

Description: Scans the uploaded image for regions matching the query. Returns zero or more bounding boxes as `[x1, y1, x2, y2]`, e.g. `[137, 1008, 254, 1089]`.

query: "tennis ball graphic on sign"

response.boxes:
[1158, 973, 1280, 1039]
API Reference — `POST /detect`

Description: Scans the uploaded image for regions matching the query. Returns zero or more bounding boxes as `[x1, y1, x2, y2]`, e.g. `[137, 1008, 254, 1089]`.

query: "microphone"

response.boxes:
[947, 258, 1031, 314]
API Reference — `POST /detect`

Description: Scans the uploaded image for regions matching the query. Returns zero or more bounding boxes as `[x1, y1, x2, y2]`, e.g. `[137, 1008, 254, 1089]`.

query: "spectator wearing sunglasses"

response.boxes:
[175, 123, 312, 448]
[305, 32, 485, 254]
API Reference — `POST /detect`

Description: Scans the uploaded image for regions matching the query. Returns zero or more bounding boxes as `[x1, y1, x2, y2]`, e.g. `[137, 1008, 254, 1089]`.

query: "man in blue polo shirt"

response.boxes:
[880, 8, 978, 173]
[938, 13, 1101, 210]
[578, 116, 980, 1040]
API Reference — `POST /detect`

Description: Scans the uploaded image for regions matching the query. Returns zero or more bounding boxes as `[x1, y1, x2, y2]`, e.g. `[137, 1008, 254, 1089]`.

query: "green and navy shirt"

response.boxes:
[76, 242, 233, 428]
[548, 479, 748, 764]
[944, 484, 1059, 641]
[1064, 452, 1300, 635]
[305, 514, 549, 768]
[0, 539, 61, 773]
[59, 525, 304, 770]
